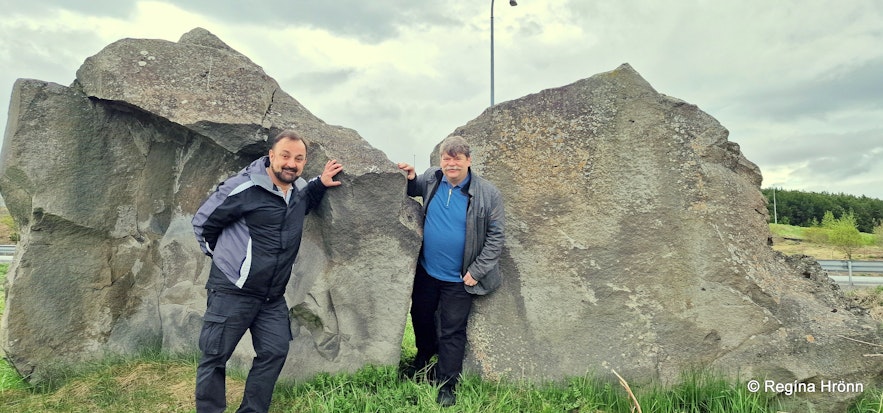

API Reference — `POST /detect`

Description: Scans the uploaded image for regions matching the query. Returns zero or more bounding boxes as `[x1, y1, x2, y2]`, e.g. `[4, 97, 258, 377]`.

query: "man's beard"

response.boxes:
[274, 167, 299, 184]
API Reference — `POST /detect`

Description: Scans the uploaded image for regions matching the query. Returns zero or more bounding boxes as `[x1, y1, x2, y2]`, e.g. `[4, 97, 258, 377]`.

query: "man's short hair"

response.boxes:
[272, 129, 306, 148]
[440, 136, 471, 158]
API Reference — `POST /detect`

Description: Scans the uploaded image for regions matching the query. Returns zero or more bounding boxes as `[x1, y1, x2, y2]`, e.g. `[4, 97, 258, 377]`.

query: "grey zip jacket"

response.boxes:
[407, 167, 505, 295]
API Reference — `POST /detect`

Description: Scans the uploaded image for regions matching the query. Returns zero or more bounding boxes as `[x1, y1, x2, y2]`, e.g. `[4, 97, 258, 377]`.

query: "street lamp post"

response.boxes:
[491, 0, 517, 107]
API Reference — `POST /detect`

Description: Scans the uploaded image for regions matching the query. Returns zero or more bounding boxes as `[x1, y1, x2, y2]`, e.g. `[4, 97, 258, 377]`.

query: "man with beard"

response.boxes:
[397, 135, 505, 407]
[192, 129, 343, 413]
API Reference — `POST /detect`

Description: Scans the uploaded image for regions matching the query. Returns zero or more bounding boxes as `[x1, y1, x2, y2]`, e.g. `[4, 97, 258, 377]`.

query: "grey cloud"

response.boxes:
[749, 129, 883, 168]
[514, 18, 544, 38]
[746, 129, 883, 195]
[0, 25, 106, 84]
[735, 57, 883, 121]
[284, 69, 357, 94]
[0, 0, 136, 18]
[757, 130, 883, 198]
[801, 151, 881, 181]
[170, 1, 461, 44]
[0, 25, 111, 151]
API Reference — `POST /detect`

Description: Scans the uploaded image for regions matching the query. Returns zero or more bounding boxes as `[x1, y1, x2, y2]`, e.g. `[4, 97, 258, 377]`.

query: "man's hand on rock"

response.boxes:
[321, 160, 343, 187]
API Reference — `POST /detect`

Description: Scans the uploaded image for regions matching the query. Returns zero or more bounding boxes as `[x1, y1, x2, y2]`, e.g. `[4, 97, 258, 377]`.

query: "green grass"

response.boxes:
[769, 223, 808, 240]
[0, 359, 26, 393]
[850, 388, 883, 413]
[0, 349, 200, 412]
[10, 354, 882, 412]
[770, 223, 879, 246]
[1, 263, 881, 412]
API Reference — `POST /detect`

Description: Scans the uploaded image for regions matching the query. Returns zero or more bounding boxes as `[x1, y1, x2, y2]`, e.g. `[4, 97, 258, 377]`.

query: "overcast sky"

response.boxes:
[1, 0, 882, 200]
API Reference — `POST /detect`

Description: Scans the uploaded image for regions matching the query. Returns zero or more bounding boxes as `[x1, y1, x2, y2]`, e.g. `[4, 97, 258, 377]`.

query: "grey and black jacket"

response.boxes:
[407, 167, 505, 295]
[192, 156, 327, 300]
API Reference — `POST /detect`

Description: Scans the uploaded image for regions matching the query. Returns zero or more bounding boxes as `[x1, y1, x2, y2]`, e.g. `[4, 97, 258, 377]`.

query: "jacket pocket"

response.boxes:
[198, 312, 228, 355]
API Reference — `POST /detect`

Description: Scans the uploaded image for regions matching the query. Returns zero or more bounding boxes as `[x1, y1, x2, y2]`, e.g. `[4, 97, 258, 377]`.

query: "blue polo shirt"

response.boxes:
[420, 174, 470, 282]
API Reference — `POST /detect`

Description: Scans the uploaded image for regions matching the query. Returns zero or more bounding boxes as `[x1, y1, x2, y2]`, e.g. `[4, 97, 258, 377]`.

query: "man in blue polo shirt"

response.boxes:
[397, 136, 505, 407]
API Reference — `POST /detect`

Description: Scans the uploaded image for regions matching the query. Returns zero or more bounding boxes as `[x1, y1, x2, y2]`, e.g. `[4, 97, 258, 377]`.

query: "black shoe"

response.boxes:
[400, 362, 436, 384]
[401, 354, 430, 380]
[436, 386, 456, 407]
[399, 362, 419, 380]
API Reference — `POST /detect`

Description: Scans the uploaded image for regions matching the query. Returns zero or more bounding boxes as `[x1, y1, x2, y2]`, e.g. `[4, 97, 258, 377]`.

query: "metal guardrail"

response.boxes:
[817, 260, 883, 287]
[829, 275, 883, 287]
[0, 244, 13, 263]
[817, 260, 883, 273]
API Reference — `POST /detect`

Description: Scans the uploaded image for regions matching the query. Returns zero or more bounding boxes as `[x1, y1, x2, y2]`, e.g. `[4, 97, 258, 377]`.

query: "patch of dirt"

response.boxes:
[0, 222, 13, 244]
[847, 288, 883, 322]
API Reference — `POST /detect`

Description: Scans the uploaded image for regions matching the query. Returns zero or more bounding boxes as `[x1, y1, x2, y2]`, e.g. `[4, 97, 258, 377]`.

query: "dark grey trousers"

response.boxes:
[410, 264, 474, 388]
[195, 289, 291, 413]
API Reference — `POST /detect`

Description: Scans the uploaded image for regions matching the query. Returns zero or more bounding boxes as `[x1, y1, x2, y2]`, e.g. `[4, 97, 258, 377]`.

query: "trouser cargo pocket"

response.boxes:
[198, 312, 227, 355]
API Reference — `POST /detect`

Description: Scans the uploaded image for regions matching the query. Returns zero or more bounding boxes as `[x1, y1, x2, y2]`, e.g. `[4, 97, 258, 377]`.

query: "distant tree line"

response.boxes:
[762, 188, 883, 233]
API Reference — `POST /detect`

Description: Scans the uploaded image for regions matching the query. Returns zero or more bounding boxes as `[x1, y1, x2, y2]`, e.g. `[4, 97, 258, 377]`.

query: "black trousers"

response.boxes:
[410, 263, 474, 387]
[195, 289, 291, 413]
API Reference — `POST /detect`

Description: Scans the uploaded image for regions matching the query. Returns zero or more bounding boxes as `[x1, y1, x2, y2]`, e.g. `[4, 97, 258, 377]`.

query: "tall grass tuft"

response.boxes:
[638, 369, 779, 413]
[848, 387, 883, 413]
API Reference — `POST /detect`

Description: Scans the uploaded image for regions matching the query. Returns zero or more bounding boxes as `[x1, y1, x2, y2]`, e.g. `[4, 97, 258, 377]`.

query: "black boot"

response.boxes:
[400, 354, 435, 382]
[399, 363, 418, 381]
[436, 383, 456, 407]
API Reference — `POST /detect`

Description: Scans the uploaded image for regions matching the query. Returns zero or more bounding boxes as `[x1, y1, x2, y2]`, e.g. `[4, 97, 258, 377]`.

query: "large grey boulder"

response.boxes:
[0, 28, 422, 383]
[456, 63, 881, 411]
